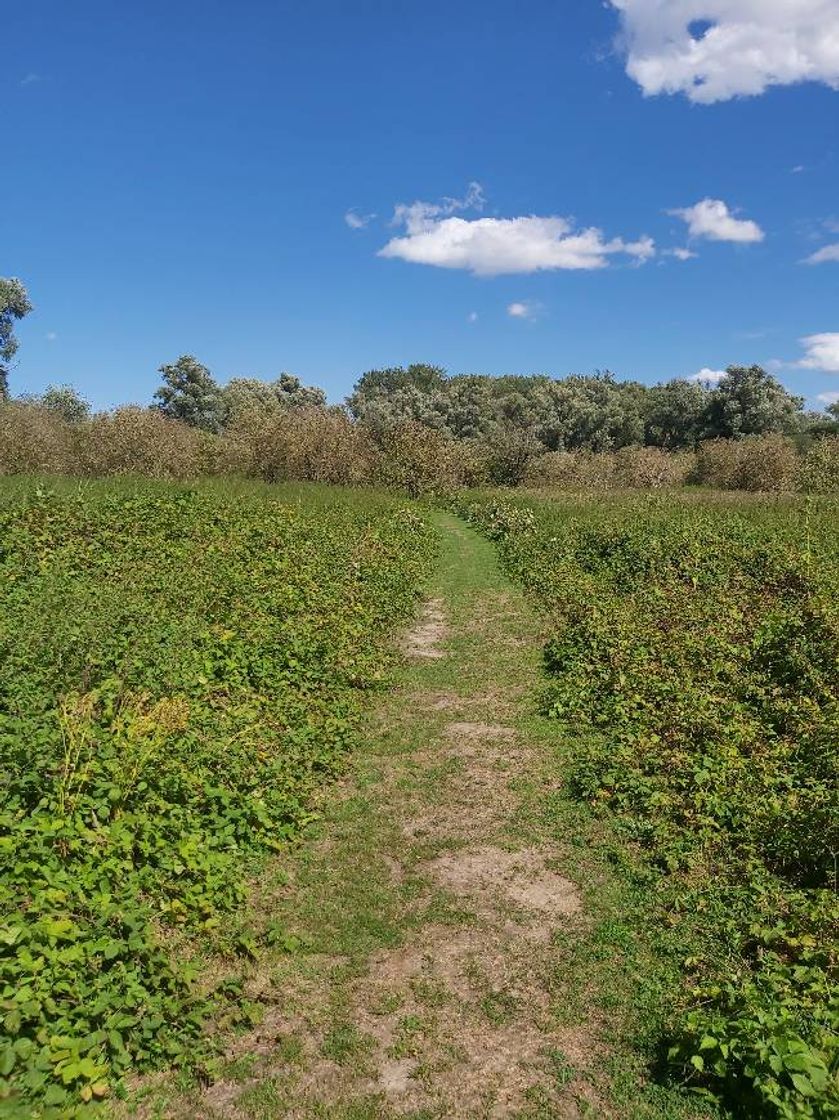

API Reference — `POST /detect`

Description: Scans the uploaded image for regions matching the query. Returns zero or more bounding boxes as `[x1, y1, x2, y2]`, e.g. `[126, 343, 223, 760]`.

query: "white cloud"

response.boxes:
[798, 332, 839, 372]
[379, 186, 655, 276]
[802, 243, 839, 264]
[20, 72, 41, 86]
[669, 198, 764, 243]
[345, 209, 375, 230]
[609, 0, 839, 103]
[817, 390, 839, 404]
[467, 311, 479, 323]
[791, 164, 805, 173]
[507, 301, 542, 320]
[45, 332, 57, 341]
[668, 246, 697, 260]
[688, 367, 727, 383]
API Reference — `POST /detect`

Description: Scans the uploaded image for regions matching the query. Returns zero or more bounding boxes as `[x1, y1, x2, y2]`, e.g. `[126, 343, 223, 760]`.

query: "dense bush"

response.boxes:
[612, 445, 695, 488]
[371, 420, 487, 496]
[0, 481, 435, 1117]
[74, 407, 208, 479]
[694, 435, 801, 492]
[219, 406, 373, 484]
[1, 400, 838, 495]
[459, 492, 839, 1119]
[800, 436, 839, 495]
[0, 404, 73, 475]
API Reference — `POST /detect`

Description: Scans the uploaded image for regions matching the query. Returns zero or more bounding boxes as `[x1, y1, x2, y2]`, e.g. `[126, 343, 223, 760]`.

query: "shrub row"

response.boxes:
[459, 492, 839, 1119]
[2, 401, 838, 494]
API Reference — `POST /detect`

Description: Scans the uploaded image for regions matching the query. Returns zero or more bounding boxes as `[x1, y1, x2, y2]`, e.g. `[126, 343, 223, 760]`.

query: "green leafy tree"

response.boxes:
[444, 375, 496, 439]
[644, 379, 709, 448]
[40, 383, 91, 423]
[223, 373, 326, 420]
[347, 364, 446, 425]
[703, 365, 803, 439]
[541, 374, 645, 451]
[0, 278, 33, 399]
[153, 355, 227, 432]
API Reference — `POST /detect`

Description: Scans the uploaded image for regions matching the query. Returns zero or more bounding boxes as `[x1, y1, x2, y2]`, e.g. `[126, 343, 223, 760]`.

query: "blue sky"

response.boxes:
[5, 0, 839, 410]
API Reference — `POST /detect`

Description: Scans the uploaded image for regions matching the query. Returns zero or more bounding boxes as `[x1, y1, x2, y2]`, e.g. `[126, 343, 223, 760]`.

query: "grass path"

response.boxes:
[132, 513, 715, 1120]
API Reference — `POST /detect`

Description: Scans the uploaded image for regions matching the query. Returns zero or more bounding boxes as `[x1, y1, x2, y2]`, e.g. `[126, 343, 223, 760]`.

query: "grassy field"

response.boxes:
[458, 490, 839, 1119]
[0, 479, 836, 1119]
[0, 479, 436, 1118]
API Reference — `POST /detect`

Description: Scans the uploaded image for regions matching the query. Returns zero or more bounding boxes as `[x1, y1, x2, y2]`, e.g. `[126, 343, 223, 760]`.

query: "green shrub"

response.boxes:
[0, 482, 435, 1116]
[459, 491, 839, 1118]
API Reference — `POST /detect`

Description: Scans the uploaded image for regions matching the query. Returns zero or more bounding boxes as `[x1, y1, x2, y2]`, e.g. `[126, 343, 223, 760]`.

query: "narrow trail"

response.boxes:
[141, 513, 629, 1119]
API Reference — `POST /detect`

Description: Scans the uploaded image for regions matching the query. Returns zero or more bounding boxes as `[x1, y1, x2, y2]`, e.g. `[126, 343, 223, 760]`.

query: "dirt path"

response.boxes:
[131, 514, 710, 1120]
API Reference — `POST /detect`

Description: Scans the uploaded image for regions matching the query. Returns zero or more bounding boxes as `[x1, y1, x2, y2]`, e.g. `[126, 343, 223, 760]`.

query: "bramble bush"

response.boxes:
[2, 399, 838, 495]
[0, 481, 435, 1117]
[459, 491, 839, 1118]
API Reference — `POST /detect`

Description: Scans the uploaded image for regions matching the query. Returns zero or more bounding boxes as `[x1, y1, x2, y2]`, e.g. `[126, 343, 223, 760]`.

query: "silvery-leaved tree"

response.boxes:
[0, 278, 33, 399]
[153, 354, 228, 432]
[223, 373, 326, 420]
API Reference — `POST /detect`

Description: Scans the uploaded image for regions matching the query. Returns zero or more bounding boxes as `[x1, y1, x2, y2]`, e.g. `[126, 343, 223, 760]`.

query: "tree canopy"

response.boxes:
[153, 355, 229, 432]
[223, 373, 326, 420]
[346, 364, 807, 452]
[0, 279, 33, 399]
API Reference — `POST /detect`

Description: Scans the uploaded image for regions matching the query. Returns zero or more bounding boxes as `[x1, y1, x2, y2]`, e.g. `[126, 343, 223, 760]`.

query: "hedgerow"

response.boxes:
[0, 481, 435, 1117]
[459, 492, 839, 1119]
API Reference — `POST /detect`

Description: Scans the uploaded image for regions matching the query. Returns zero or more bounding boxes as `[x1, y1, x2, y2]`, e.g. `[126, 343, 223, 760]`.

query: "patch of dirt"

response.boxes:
[427, 845, 581, 928]
[401, 598, 447, 659]
[444, 720, 517, 741]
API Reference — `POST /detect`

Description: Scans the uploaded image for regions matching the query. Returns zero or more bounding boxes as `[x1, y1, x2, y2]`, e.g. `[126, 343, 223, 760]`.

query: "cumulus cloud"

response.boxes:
[345, 209, 375, 230]
[668, 246, 697, 260]
[507, 301, 542, 320]
[378, 185, 655, 277]
[802, 243, 839, 264]
[609, 0, 839, 103]
[669, 198, 764, 243]
[817, 390, 839, 404]
[688, 367, 727, 383]
[798, 332, 839, 372]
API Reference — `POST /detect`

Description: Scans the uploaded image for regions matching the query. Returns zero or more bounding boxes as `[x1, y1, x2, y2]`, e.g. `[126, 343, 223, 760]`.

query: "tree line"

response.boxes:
[2, 277, 838, 480]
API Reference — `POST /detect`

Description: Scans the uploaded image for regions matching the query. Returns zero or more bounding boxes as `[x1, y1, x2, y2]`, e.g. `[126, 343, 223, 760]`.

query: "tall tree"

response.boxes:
[644, 379, 709, 448]
[347, 364, 446, 423]
[0, 278, 33, 399]
[153, 355, 227, 432]
[703, 365, 803, 439]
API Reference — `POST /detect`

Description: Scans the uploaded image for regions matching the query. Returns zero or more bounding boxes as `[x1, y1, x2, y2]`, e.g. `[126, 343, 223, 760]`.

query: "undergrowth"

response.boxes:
[0, 480, 435, 1117]
[458, 491, 839, 1119]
